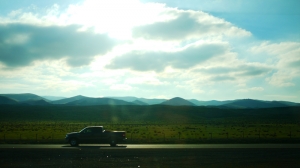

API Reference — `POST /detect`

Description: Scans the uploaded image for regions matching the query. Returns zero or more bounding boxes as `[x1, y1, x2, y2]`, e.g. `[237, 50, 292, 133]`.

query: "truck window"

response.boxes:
[81, 128, 92, 133]
[92, 127, 103, 133]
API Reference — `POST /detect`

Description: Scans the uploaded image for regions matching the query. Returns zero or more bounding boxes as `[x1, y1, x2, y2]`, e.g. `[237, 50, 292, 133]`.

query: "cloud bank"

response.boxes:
[133, 10, 251, 40]
[0, 24, 116, 67]
[107, 42, 228, 71]
[0, 0, 299, 102]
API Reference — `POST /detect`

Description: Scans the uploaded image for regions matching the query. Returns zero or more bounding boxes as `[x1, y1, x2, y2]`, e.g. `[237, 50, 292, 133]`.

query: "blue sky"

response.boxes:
[0, 0, 299, 102]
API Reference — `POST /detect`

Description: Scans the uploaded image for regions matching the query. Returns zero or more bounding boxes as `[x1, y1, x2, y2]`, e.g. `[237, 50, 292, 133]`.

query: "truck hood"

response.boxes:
[67, 132, 79, 135]
[104, 130, 125, 133]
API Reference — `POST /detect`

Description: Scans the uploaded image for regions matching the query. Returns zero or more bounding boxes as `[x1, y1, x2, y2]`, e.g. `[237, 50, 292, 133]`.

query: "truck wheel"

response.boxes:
[110, 139, 117, 147]
[70, 138, 79, 146]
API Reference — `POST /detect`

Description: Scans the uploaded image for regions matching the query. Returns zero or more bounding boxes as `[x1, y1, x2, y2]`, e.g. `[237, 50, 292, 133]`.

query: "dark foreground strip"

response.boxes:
[1, 148, 299, 168]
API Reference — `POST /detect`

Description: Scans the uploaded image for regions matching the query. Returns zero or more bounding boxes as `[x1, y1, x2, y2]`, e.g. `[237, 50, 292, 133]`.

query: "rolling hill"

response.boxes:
[108, 96, 138, 102]
[189, 99, 234, 106]
[52, 95, 88, 104]
[41, 96, 66, 101]
[110, 97, 166, 105]
[137, 98, 166, 105]
[161, 97, 195, 106]
[0, 95, 18, 105]
[1, 105, 299, 123]
[20, 99, 52, 106]
[132, 100, 148, 105]
[0, 93, 299, 108]
[65, 97, 136, 106]
[221, 99, 289, 108]
[0, 93, 48, 102]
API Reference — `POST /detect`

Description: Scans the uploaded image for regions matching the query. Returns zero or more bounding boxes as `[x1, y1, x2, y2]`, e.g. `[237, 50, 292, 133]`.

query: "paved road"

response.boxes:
[1, 144, 300, 167]
[0, 143, 300, 149]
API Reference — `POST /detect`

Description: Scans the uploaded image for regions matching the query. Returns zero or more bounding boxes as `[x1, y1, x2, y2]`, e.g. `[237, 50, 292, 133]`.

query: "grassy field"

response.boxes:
[0, 121, 299, 144]
[0, 105, 299, 144]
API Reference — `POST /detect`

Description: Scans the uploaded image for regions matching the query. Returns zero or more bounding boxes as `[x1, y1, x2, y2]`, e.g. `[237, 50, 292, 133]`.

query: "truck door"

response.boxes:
[93, 127, 106, 143]
[78, 128, 94, 143]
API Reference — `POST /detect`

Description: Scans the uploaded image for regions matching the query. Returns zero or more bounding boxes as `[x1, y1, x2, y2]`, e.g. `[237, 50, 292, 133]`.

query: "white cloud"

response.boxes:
[266, 71, 295, 87]
[237, 87, 264, 93]
[107, 41, 229, 71]
[251, 42, 300, 87]
[125, 76, 165, 85]
[266, 94, 298, 100]
[0, 0, 298, 102]
[133, 9, 251, 41]
[0, 0, 251, 41]
[110, 84, 132, 91]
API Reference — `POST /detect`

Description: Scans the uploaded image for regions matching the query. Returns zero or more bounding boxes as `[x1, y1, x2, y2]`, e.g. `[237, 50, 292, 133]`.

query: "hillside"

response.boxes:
[66, 97, 136, 106]
[52, 95, 88, 104]
[0, 93, 48, 102]
[41, 96, 66, 101]
[0, 93, 299, 108]
[20, 99, 52, 106]
[136, 98, 166, 105]
[132, 100, 148, 105]
[0, 105, 299, 123]
[0, 96, 18, 105]
[110, 97, 166, 105]
[161, 97, 195, 106]
[189, 99, 234, 106]
[108, 96, 138, 102]
[221, 99, 289, 108]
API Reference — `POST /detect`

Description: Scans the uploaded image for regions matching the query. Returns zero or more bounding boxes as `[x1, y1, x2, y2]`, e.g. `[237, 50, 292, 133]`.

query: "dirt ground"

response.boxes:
[1, 147, 299, 168]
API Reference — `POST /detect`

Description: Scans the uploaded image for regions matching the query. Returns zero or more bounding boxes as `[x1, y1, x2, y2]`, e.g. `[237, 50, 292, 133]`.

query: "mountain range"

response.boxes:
[0, 93, 299, 108]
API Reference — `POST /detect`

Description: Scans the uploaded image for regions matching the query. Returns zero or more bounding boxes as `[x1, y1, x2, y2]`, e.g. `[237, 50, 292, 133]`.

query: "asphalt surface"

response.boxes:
[1, 143, 300, 149]
[1, 144, 300, 167]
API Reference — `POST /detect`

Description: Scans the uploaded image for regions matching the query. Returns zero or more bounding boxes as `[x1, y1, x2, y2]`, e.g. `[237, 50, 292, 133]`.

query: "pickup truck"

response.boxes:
[65, 126, 126, 146]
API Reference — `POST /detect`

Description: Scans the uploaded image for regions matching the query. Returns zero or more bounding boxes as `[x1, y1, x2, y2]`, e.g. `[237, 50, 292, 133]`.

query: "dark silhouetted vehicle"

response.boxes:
[65, 126, 126, 146]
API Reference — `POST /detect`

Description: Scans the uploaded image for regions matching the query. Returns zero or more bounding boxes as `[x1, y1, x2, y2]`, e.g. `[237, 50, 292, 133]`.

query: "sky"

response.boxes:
[0, 0, 299, 102]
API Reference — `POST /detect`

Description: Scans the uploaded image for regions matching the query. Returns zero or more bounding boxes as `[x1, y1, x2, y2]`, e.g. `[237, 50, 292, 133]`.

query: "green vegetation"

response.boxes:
[0, 105, 299, 144]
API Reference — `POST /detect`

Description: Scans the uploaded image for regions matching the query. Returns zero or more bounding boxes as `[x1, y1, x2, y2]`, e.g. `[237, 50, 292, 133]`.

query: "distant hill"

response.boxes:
[1, 93, 299, 108]
[110, 97, 166, 105]
[0, 93, 48, 102]
[189, 99, 234, 106]
[0, 95, 18, 105]
[161, 97, 195, 106]
[20, 99, 52, 106]
[221, 99, 289, 108]
[66, 97, 136, 106]
[42, 96, 66, 101]
[137, 98, 166, 105]
[108, 96, 138, 102]
[277, 101, 300, 106]
[2, 105, 299, 123]
[52, 95, 88, 104]
[132, 100, 148, 105]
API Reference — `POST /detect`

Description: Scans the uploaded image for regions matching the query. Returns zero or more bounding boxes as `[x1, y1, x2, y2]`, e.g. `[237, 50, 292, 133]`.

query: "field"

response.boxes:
[0, 105, 300, 144]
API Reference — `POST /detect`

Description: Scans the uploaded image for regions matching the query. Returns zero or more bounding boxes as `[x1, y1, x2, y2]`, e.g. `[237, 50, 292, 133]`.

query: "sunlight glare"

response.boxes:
[67, 0, 167, 39]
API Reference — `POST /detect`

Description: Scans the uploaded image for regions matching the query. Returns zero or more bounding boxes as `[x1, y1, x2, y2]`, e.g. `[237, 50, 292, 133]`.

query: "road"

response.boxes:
[1, 144, 300, 167]
[0, 143, 300, 149]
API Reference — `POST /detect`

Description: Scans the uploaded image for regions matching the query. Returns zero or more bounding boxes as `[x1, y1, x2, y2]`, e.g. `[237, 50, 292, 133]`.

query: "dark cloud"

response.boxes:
[288, 60, 300, 68]
[133, 13, 198, 40]
[106, 42, 227, 71]
[238, 67, 269, 77]
[200, 64, 271, 76]
[0, 24, 116, 67]
[198, 63, 272, 81]
[210, 75, 236, 81]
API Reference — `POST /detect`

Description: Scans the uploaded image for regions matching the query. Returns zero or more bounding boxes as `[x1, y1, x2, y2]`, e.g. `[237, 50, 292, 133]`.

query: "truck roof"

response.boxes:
[85, 126, 103, 128]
